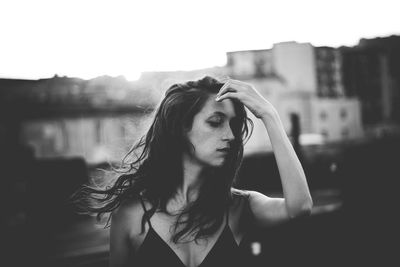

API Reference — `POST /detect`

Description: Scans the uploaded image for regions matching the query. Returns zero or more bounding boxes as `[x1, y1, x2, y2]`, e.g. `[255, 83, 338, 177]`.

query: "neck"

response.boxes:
[175, 154, 207, 205]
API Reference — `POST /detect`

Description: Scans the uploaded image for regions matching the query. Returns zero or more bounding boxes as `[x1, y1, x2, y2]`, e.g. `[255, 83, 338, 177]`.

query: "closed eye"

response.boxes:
[208, 121, 222, 128]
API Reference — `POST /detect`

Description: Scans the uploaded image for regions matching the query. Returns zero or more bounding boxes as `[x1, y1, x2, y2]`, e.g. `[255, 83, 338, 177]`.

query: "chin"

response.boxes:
[211, 158, 227, 168]
[197, 155, 227, 168]
[199, 158, 222, 168]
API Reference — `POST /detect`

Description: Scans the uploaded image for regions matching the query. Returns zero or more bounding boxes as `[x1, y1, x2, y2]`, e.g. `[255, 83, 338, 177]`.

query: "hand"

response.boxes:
[216, 78, 276, 119]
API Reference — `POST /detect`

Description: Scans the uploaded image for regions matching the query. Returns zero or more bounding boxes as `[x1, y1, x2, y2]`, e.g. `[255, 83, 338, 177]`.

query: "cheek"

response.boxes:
[192, 132, 215, 150]
[188, 126, 219, 153]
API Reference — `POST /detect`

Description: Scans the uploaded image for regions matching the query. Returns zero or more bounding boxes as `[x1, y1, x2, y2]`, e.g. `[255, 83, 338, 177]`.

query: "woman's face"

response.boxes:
[185, 94, 236, 167]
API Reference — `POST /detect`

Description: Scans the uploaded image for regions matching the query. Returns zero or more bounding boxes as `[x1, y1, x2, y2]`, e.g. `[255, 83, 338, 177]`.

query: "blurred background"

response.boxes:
[1, 0, 399, 266]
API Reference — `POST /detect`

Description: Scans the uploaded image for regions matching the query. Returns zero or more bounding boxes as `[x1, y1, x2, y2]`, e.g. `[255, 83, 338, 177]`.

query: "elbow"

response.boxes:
[301, 198, 313, 216]
[288, 198, 313, 219]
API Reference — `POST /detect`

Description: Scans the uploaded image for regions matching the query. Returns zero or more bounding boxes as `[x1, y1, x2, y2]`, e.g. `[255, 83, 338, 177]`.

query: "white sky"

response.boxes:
[1, 0, 399, 81]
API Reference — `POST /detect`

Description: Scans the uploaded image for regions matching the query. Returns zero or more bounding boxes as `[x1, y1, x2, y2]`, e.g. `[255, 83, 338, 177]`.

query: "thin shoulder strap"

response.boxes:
[225, 206, 230, 227]
[139, 194, 153, 229]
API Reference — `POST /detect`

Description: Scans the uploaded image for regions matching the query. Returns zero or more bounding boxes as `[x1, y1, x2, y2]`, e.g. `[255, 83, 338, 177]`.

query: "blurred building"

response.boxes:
[311, 98, 363, 141]
[272, 42, 318, 93]
[228, 49, 274, 79]
[314, 46, 345, 98]
[0, 76, 157, 164]
[227, 41, 363, 153]
[340, 35, 400, 128]
[19, 114, 151, 164]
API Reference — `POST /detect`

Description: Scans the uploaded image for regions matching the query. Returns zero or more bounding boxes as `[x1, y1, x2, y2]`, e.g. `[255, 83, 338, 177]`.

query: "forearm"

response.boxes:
[261, 109, 313, 217]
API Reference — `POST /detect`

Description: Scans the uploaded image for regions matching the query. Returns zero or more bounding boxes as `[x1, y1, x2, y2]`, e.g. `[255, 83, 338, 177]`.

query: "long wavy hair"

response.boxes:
[72, 76, 253, 243]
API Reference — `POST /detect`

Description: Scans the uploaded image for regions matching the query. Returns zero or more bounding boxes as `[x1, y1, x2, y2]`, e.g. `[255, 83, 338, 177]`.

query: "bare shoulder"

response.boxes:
[112, 197, 143, 222]
[110, 197, 146, 240]
[109, 197, 148, 263]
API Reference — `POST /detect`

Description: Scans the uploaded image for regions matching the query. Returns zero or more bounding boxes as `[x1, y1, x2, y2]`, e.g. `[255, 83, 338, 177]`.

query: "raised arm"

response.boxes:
[217, 79, 313, 226]
[255, 109, 313, 221]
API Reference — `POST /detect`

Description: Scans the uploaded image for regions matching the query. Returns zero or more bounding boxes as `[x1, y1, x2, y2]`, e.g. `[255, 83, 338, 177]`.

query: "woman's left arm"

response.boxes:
[217, 79, 313, 226]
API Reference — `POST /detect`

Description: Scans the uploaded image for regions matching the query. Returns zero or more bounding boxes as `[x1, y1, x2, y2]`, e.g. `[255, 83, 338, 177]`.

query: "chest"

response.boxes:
[153, 214, 228, 266]
[131, 210, 242, 267]
[129, 195, 250, 266]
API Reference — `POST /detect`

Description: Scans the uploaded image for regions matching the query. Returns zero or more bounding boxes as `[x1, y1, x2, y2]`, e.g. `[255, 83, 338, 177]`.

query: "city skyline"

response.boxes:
[1, 0, 399, 81]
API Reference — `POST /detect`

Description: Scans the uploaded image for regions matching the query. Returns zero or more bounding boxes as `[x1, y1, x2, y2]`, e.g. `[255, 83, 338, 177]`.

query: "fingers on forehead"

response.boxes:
[218, 84, 236, 96]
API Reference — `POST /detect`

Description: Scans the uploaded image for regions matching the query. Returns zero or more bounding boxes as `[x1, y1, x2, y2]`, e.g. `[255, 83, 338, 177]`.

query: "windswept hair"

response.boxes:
[72, 76, 253, 243]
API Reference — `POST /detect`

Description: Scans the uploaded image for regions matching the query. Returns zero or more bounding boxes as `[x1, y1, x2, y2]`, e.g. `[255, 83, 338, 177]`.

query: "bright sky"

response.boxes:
[1, 0, 399, 81]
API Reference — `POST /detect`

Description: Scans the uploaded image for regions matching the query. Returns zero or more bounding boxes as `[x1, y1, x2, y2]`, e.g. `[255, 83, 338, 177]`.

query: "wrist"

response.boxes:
[259, 106, 279, 121]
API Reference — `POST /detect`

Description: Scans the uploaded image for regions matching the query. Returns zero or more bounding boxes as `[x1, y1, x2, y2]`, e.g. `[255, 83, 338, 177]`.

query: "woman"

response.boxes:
[75, 76, 313, 267]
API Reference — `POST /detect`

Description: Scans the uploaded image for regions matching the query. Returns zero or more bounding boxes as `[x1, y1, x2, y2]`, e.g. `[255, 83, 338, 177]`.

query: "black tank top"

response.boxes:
[131, 196, 246, 267]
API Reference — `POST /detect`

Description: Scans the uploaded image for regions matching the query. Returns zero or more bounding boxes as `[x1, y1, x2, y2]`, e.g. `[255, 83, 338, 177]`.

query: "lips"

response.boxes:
[217, 147, 230, 153]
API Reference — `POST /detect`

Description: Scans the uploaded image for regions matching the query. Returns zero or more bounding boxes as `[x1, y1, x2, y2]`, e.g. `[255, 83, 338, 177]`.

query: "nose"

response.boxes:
[222, 126, 235, 141]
